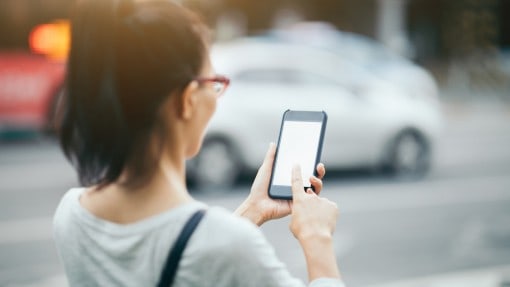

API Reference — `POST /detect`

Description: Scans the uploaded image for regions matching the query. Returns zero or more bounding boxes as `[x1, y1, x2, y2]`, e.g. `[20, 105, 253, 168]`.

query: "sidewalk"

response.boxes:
[16, 265, 510, 287]
[366, 265, 510, 287]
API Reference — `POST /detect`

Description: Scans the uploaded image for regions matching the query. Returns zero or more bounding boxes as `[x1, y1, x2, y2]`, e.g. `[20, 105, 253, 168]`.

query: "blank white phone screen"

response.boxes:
[273, 121, 322, 187]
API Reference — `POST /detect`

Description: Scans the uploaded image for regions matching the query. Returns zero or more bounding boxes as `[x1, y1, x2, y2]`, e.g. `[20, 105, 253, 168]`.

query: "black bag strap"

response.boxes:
[157, 209, 206, 287]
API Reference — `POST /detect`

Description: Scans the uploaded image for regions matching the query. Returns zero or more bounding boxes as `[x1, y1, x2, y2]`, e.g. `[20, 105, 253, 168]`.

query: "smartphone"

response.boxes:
[268, 110, 327, 200]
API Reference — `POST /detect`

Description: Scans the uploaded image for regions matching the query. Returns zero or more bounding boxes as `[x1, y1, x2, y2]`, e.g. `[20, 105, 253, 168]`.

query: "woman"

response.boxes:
[53, 0, 344, 286]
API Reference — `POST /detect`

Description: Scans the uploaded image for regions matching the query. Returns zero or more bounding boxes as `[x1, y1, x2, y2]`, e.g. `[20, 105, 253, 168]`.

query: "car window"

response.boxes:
[297, 70, 340, 86]
[235, 69, 300, 84]
[235, 68, 340, 87]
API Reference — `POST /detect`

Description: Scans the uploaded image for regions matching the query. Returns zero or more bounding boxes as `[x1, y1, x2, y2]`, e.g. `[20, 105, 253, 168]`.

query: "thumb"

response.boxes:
[291, 165, 305, 200]
[263, 142, 276, 168]
[252, 142, 276, 184]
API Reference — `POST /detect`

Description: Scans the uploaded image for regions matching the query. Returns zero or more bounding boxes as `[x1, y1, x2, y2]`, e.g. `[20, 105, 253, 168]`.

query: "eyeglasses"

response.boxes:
[194, 75, 231, 98]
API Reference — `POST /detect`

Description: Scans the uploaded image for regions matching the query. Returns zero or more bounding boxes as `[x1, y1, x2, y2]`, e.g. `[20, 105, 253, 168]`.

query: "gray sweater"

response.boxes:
[53, 188, 345, 287]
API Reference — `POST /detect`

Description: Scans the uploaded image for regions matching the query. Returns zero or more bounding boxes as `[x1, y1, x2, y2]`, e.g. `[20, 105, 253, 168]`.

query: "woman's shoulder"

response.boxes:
[190, 205, 266, 254]
[53, 188, 89, 242]
[54, 188, 85, 221]
[202, 206, 261, 238]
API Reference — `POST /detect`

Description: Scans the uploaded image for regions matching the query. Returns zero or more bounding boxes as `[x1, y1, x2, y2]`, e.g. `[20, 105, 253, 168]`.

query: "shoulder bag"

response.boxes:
[157, 209, 206, 287]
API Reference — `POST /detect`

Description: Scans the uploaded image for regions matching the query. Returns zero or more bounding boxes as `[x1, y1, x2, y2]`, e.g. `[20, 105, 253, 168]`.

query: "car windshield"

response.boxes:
[264, 24, 406, 68]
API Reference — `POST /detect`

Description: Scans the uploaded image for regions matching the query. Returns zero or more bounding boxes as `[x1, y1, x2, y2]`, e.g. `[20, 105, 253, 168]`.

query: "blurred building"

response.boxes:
[0, 0, 71, 49]
[195, 0, 509, 96]
[206, 0, 509, 62]
[1, 0, 508, 60]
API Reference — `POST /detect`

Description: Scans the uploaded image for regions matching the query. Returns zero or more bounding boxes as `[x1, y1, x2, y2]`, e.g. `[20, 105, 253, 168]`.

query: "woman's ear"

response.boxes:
[179, 81, 199, 120]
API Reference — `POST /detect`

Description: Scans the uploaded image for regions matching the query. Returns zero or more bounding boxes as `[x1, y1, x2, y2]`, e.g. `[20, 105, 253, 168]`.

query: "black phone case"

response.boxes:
[268, 110, 328, 200]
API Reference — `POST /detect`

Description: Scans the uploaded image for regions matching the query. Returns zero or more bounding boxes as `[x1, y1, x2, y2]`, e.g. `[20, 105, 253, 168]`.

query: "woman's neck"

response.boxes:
[81, 150, 194, 224]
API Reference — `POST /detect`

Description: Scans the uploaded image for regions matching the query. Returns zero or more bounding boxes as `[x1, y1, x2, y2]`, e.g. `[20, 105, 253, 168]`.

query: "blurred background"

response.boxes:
[0, 0, 509, 286]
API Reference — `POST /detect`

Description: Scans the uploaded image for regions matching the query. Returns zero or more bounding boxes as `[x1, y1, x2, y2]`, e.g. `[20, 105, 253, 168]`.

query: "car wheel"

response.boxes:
[192, 139, 241, 190]
[386, 130, 430, 178]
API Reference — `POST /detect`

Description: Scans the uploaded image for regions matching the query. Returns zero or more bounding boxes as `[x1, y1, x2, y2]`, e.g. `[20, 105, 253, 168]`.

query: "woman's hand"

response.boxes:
[289, 165, 341, 281]
[289, 165, 338, 241]
[234, 143, 326, 226]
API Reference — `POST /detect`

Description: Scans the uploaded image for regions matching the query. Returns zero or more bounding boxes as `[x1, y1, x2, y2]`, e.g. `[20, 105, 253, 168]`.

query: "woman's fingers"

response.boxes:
[309, 176, 323, 196]
[316, 163, 326, 179]
[309, 163, 325, 195]
[261, 142, 276, 170]
[252, 142, 276, 185]
[291, 165, 306, 201]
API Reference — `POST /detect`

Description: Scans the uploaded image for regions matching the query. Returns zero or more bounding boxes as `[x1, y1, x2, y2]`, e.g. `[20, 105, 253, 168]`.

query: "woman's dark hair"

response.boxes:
[59, 0, 208, 187]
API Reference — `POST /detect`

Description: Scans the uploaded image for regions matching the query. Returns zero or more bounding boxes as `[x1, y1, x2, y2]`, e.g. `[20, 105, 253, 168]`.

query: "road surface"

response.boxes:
[0, 101, 509, 287]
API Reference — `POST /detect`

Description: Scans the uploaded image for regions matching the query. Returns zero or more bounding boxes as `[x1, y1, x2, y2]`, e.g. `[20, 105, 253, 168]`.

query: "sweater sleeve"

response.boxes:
[212, 215, 346, 287]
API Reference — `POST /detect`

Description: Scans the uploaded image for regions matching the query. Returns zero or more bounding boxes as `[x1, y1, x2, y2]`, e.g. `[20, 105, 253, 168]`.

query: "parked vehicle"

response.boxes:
[267, 22, 440, 104]
[0, 20, 68, 135]
[0, 52, 65, 133]
[187, 31, 442, 188]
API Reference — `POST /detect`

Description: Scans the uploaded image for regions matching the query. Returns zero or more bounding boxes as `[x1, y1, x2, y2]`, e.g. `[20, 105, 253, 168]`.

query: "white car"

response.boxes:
[187, 35, 442, 188]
